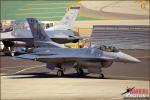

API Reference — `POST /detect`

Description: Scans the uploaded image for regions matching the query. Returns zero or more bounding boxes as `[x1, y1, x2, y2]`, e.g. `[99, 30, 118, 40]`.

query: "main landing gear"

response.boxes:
[56, 64, 64, 77]
[98, 68, 104, 79]
[73, 63, 84, 77]
[76, 67, 84, 77]
[56, 64, 85, 77]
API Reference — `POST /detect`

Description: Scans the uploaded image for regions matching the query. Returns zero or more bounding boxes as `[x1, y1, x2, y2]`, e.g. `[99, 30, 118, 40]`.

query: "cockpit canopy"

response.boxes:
[97, 45, 119, 52]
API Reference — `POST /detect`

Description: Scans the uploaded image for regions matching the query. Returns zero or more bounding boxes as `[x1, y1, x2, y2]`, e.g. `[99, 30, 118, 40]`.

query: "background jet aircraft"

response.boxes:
[0, 7, 80, 55]
[16, 18, 141, 78]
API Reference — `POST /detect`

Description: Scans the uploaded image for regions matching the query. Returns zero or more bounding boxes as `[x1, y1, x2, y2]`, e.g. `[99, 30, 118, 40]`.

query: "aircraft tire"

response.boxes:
[76, 68, 84, 76]
[99, 73, 104, 79]
[57, 70, 64, 77]
[10, 52, 15, 57]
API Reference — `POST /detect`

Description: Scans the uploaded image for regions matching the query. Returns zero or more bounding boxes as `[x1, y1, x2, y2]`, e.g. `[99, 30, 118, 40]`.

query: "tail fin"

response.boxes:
[27, 18, 50, 42]
[59, 7, 80, 28]
[27, 18, 62, 48]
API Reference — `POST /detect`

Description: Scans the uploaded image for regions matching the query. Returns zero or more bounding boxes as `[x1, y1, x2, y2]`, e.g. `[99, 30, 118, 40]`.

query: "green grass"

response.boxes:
[0, 0, 98, 21]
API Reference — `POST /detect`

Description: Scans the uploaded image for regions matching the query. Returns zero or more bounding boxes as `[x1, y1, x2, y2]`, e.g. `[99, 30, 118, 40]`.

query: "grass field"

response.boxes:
[1, 0, 97, 21]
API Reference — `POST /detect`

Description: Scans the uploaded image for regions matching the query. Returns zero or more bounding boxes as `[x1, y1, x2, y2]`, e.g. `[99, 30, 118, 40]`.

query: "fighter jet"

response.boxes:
[0, 7, 80, 55]
[16, 18, 141, 78]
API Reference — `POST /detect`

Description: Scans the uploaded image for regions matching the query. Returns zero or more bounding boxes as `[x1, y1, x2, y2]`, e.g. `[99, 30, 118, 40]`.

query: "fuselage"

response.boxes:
[30, 47, 140, 69]
[0, 29, 80, 48]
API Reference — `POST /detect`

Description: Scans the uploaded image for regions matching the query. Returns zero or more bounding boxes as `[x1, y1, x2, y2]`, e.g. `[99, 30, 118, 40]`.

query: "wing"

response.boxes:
[16, 53, 115, 62]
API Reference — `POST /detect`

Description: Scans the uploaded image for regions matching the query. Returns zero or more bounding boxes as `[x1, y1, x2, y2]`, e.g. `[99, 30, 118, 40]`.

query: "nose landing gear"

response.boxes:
[98, 69, 104, 79]
[99, 73, 104, 79]
[57, 69, 64, 77]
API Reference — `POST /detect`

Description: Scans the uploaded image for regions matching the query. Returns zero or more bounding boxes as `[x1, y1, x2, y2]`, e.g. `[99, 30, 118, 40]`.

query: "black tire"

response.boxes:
[10, 52, 15, 56]
[99, 73, 104, 79]
[76, 68, 84, 76]
[57, 70, 64, 77]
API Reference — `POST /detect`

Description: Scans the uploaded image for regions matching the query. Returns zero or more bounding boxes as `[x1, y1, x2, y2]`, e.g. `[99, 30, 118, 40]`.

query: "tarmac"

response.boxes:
[78, 1, 149, 20]
[0, 49, 150, 100]
[1, 76, 149, 100]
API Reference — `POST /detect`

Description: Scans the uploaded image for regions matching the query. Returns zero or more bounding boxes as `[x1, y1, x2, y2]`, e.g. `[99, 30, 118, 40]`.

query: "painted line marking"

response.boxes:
[4, 16, 62, 20]
[1, 65, 46, 76]
[16, 12, 65, 16]
[0, 66, 23, 69]
[106, 75, 149, 80]
[18, 16, 63, 19]
[0, 65, 45, 69]
[111, 97, 123, 100]
[1, 65, 45, 76]
[1, 68, 19, 72]
[9, 65, 46, 75]
[27, 3, 73, 6]
[18, 7, 66, 11]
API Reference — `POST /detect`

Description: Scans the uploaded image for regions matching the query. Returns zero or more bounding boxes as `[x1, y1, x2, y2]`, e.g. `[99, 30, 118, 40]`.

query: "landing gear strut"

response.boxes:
[3, 47, 15, 56]
[98, 68, 104, 79]
[76, 67, 84, 76]
[56, 64, 64, 77]
[10, 49, 16, 56]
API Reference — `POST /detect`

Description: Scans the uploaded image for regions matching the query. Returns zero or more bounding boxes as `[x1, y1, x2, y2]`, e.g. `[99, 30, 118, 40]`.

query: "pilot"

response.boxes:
[100, 45, 106, 51]
[109, 46, 114, 52]
[106, 46, 111, 52]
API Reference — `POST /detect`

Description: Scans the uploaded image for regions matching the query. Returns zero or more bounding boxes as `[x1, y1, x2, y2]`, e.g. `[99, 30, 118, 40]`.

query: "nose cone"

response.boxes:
[117, 52, 141, 63]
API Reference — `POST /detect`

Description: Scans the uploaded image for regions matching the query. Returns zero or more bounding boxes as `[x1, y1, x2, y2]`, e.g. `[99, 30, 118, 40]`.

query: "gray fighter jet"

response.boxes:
[1, 7, 80, 55]
[16, 18, 141, 78]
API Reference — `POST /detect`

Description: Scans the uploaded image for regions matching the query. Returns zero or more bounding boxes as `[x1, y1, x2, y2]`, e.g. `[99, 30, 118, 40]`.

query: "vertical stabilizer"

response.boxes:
[27, 18, 50, 42]
[59, 7, 80, 28]
[27, 18, 62, 48]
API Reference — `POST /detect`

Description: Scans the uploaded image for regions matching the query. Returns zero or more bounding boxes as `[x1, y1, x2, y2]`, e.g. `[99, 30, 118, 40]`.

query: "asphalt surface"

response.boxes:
[0, 49, 149, 80]
[1, 76, 149, 100]
[79, 1, 149, 20]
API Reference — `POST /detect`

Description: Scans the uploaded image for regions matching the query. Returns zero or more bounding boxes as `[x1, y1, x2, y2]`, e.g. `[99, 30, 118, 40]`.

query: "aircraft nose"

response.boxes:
[117, 52, 141, 63]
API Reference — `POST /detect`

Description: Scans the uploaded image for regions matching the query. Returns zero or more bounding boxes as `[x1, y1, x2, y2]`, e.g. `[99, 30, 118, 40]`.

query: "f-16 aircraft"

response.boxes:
[0, 7, 80, 55]
[16, 18, 141, 78]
